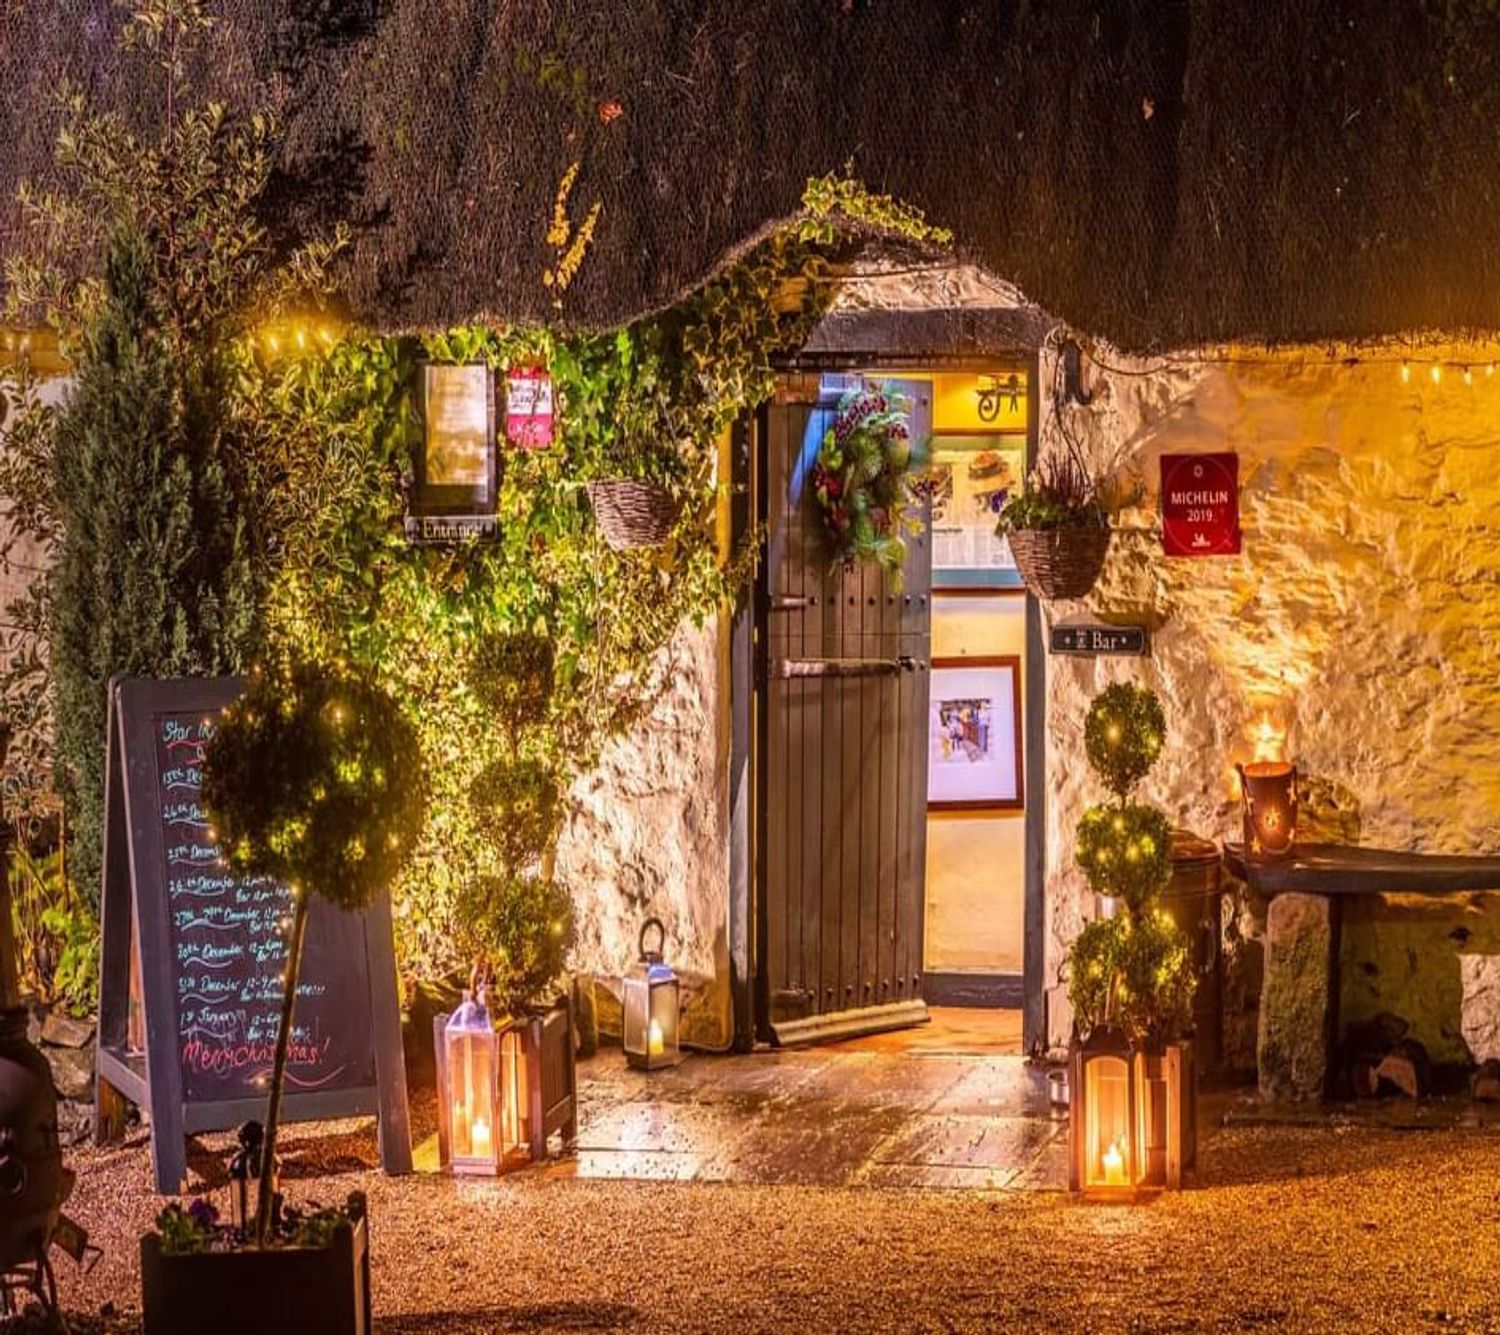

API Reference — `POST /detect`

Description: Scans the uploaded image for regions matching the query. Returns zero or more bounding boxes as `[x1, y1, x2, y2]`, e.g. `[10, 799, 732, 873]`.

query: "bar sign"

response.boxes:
[1049, 623, 1149, 657]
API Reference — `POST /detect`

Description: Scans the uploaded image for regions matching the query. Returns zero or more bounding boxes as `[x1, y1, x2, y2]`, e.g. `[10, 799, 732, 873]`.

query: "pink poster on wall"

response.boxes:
[505, 367, 554, 450]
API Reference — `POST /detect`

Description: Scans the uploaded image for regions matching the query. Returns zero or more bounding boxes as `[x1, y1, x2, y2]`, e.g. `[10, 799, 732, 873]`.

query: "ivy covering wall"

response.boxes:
[0, 4, 955, 1001]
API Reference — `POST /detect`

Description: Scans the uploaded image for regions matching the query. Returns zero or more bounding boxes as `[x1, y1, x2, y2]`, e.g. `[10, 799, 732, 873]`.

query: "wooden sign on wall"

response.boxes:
[95, 677, 411, 1193]
[1049, 623, 1150, 657]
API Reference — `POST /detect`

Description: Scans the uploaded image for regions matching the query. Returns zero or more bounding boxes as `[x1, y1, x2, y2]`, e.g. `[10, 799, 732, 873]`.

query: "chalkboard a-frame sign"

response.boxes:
[95, 677, 412, 1193]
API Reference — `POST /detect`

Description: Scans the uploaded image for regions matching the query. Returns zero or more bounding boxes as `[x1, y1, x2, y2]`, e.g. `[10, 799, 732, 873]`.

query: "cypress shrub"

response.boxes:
[51, 230, 258, 903]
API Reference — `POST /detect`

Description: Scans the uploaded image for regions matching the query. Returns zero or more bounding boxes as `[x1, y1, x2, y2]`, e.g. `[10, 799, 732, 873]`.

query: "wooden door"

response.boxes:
[758, 373, 933, 1044]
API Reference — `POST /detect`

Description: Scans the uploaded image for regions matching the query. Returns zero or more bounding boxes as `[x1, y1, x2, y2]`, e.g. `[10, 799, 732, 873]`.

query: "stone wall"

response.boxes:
[555, 616, 733, 1049]
[1039, 338, 1500, 1066]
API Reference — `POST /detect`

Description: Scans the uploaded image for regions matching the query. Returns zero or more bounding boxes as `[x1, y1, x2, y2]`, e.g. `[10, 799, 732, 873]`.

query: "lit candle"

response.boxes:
[1102, 1139, 1125, 1187]
[471, 1116, 492, 1158]
[648, 1019, 665, 1058]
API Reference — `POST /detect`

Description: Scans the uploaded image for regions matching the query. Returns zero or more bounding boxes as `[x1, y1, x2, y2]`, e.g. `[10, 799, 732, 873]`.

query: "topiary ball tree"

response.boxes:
[202, 659, 425, 1245]
[1075, 801, 1174, 916]
[1084, 682, 1166, 801]
[1069, 680, 1194, 1044]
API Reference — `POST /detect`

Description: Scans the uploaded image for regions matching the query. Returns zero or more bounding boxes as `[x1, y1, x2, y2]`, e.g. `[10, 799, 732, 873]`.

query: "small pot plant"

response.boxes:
[139, 659, 424, 1335]
[811, 384, 930, 587]
[1065, 683, 1197, 1193]
[996, 452, 1112, 600]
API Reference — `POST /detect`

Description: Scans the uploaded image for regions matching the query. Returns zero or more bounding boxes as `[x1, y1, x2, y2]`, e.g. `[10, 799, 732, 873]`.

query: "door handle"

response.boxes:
[774, 657, 914, 679]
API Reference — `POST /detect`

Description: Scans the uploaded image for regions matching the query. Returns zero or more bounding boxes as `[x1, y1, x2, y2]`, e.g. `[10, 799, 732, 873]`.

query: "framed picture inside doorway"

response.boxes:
[927, 655, 1024, 811]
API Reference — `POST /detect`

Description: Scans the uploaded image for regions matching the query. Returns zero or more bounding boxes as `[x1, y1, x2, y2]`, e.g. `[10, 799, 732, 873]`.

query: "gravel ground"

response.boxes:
[21, 1114, 1500, 1334]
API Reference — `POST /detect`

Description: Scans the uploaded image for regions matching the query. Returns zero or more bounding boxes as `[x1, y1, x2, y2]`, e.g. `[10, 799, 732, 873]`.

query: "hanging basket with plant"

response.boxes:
[997, 453, 1112, 600]
[576, 332, 690, 551]
[586, 479, 682, 551]
[811, 386, 929, 586]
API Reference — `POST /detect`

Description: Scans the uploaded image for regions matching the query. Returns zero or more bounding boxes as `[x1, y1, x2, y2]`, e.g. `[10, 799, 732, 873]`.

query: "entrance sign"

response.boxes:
[1049, 623, 1150, 657]
[408, 363, 499, 542]
[96, 677, 411, 1193]
[1160, 453, 1241, 556]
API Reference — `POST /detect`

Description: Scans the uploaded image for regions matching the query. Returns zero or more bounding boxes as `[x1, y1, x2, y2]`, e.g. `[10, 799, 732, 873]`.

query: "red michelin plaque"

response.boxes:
[1160, 452, 1241, 556]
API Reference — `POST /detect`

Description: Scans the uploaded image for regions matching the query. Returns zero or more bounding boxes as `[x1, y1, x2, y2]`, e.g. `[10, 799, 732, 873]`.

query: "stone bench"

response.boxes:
[1223, 842, 1500, 1101]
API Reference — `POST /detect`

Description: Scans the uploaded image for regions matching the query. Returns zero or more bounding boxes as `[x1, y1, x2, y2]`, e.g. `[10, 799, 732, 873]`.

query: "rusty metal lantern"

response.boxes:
[1069, 1026, 1142, 1198]
[434, 990, 529, 1175]
[622, 918, 681, 1071]
[1237, 761, 1298, 859]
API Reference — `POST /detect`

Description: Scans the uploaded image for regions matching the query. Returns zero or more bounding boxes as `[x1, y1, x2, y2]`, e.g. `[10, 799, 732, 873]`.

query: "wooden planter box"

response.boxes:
[1136, 1041, 1196, 1190]
[140, 1193, 370, 1335]
[515, 994, 579, 1161]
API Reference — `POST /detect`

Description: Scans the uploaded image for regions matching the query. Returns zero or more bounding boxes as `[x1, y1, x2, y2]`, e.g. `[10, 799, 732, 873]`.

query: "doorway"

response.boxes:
[749, 360, 1043, 1049]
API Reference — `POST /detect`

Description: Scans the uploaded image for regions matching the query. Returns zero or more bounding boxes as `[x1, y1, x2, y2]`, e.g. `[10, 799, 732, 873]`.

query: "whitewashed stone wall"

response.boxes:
[1039, 339, 1500, 1063]
[556, 617, 733, 1049]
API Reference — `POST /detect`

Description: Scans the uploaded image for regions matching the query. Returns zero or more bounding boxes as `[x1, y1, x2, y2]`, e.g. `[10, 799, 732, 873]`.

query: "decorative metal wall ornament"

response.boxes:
[975, 370, 1026, 421]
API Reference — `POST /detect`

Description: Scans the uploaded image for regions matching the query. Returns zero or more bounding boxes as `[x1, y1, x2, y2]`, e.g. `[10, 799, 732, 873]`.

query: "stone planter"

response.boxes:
[140, 1193, 370, 1335]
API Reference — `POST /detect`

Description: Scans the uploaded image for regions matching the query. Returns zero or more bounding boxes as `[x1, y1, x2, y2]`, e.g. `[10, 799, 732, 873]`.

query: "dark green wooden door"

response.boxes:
[758, 373, 933, 1045]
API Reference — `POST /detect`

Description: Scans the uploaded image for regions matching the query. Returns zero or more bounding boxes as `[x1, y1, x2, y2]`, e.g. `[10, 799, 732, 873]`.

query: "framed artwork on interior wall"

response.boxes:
[928, 431, 1027, 590]
[927, 655, 1024, 811]
[411, 361, 498, 513]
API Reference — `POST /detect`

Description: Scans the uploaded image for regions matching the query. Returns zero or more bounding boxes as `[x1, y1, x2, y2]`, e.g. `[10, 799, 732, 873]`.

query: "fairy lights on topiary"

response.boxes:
[202, 656, 425, 1245]
[1066, 682, 1194, 1044]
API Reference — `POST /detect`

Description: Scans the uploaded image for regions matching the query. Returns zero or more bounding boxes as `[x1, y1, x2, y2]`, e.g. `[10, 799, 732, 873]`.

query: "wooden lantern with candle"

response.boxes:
[434, 989, 530, 1175]
[1068, 1026, 1143, 1199]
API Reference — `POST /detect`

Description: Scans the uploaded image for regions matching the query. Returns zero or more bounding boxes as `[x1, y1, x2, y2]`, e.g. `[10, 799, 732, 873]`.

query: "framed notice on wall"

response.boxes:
[409, 363, 498, 538]
[928, 433, 1027, 589]
[927, 655, 1024, 811]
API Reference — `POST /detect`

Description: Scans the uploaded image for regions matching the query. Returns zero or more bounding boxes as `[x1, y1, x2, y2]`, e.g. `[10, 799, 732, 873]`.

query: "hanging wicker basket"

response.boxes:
[1005, 525, 1112, 600]
[586, 479, 681, 551]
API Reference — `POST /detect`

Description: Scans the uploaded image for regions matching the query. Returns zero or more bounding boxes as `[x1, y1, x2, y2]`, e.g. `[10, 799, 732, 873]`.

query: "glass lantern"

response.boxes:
[1069, 1026, 1142, 1198]
[435, 990, 530, 1174]
[622, 917, 681, 1071]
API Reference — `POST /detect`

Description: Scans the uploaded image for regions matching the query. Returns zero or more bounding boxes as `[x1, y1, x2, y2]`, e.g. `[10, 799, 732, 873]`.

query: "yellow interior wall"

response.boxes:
[930, 369, 1028, 433]
[925, 596, 1028, 974]
[915, 368, 1030, 979]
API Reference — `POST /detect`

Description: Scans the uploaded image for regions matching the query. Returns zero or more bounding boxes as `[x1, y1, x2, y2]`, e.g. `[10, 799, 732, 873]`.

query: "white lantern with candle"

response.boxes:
[434, 988, 531, 1175]
[622, 917, 681, 1071]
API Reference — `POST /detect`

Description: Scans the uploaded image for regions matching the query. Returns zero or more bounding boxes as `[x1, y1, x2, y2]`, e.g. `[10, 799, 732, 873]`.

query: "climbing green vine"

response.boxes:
[238, 173, 950, 991]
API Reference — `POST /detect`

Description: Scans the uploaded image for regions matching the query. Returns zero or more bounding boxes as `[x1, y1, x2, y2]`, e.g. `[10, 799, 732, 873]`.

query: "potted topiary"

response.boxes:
[996, 452, 1112, 600]
[430, 631, 578, 1171]
[138, 659, 424, 1335]
[1066, 683, 1196, 1194]
[810, 385, 930, 587]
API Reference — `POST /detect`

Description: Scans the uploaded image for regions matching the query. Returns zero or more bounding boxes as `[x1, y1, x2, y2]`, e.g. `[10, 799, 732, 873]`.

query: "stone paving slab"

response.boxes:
[563, 1043, 1070, 1189]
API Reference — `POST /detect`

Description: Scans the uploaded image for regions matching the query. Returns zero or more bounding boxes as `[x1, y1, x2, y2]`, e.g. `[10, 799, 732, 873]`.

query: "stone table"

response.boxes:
[1223, 842, 1500, 1101]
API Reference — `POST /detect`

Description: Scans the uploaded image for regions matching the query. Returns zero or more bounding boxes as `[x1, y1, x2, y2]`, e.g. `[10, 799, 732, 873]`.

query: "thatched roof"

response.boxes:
[4, 1, 1500, 352]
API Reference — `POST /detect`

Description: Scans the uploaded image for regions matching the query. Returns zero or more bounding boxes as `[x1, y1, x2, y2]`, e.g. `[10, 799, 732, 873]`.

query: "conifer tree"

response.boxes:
[50, 228, 258, 900]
